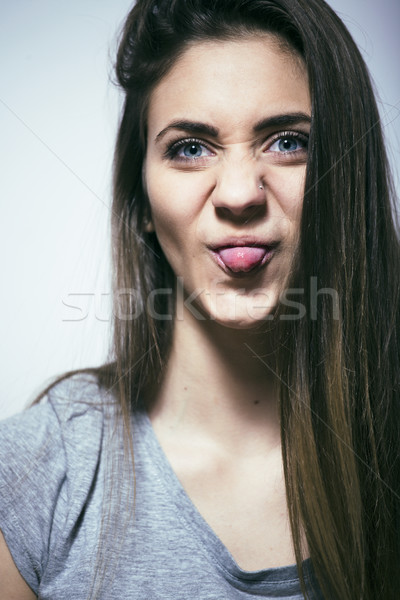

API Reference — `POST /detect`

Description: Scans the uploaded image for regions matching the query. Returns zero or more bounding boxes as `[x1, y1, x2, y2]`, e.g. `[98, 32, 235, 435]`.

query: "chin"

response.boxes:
[200, 297, 277, 330]
[211, 315, 274, 330]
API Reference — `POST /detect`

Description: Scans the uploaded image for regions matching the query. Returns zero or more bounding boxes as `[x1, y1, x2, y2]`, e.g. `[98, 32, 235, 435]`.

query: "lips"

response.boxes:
[210, 243, 276, 275]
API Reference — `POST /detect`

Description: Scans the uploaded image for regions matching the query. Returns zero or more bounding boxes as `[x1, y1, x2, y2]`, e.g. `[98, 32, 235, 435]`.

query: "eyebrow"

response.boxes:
[155, 120, 219, 142]
[155, 113, 311, 143]
[253, 112, 311, 132]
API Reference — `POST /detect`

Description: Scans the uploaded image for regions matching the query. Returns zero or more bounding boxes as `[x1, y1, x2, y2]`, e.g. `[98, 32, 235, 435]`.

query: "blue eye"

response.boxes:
[269, 133, 308, 153]
[165, 138, 214, 161]
[181, 143, 205, 158]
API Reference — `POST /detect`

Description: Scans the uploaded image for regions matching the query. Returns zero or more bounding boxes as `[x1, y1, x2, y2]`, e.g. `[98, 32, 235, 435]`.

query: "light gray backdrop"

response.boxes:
[1, 0, 399, 418]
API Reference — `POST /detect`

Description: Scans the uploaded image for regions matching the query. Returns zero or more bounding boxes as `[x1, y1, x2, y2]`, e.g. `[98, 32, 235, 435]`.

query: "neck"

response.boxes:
[149, 308, 281, 453]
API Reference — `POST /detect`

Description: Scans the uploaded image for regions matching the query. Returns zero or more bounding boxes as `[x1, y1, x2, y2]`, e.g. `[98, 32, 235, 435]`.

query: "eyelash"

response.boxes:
[163, 137, 213, 161]
[267, 130, 308, 156]
[163, 130, 309, 162]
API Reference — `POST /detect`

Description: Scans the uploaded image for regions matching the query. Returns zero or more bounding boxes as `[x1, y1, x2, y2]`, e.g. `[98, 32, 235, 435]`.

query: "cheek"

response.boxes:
[145, 167, 209, 238]
[267, 166, 305, 223]
[150, 200, 195, 251]
[145, 189, 194, 267]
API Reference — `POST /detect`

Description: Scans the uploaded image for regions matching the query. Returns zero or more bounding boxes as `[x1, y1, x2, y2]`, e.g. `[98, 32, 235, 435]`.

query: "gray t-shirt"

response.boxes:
[0, 376, 323, 599]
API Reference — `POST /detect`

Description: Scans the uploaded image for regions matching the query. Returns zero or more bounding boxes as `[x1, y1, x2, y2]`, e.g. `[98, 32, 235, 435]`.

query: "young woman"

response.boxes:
[1, 0, 399, 598]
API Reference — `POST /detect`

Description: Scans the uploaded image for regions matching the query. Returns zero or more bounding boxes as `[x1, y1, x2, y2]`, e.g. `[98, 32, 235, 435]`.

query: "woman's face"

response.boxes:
[144, 35, 311, 328]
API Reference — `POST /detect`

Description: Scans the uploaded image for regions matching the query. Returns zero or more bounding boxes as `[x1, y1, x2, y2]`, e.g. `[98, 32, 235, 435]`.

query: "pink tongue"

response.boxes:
[218, 246, 267, 272]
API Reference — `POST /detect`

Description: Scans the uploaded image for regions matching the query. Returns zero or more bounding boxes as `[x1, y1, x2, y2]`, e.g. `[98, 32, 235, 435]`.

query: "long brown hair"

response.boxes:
[52, 0, 400, 597]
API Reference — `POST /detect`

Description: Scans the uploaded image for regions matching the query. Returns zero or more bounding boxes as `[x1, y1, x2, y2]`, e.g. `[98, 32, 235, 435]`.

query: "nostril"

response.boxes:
[211, 176, 267, 215]
[216, 203, 266, 223]
[244, 205, 265, 224]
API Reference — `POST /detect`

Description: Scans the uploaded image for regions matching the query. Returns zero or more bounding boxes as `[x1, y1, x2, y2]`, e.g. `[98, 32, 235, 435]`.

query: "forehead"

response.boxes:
[147, 35, 310, 140]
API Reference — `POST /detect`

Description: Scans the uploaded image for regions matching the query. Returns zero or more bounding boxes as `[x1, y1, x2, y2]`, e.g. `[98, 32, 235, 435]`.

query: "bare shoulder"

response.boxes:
[0, 530, 36, 600]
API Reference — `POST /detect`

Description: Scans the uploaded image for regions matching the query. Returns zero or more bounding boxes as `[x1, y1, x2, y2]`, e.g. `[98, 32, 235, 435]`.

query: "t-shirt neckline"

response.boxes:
[135, 410, 318, 597]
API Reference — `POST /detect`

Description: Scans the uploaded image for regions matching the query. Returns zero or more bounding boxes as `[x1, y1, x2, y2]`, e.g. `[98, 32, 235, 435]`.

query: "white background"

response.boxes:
[1, 0, 399, 419]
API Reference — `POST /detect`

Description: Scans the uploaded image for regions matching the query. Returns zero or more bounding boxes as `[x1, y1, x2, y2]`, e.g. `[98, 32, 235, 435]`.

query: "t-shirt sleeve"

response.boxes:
[0, 376, 105, 594]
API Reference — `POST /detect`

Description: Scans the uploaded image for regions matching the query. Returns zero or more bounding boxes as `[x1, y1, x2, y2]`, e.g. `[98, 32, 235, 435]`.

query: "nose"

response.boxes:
[211, 160, 266, 217]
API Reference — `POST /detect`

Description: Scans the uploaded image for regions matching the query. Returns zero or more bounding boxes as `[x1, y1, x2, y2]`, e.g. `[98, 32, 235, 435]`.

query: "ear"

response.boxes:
[143, 216, 155, 233]
[141, 159, 155, 232]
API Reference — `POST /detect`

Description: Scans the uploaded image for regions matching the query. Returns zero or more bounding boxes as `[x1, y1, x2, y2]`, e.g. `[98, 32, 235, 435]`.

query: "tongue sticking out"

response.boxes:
[218, 246, 267, 273]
